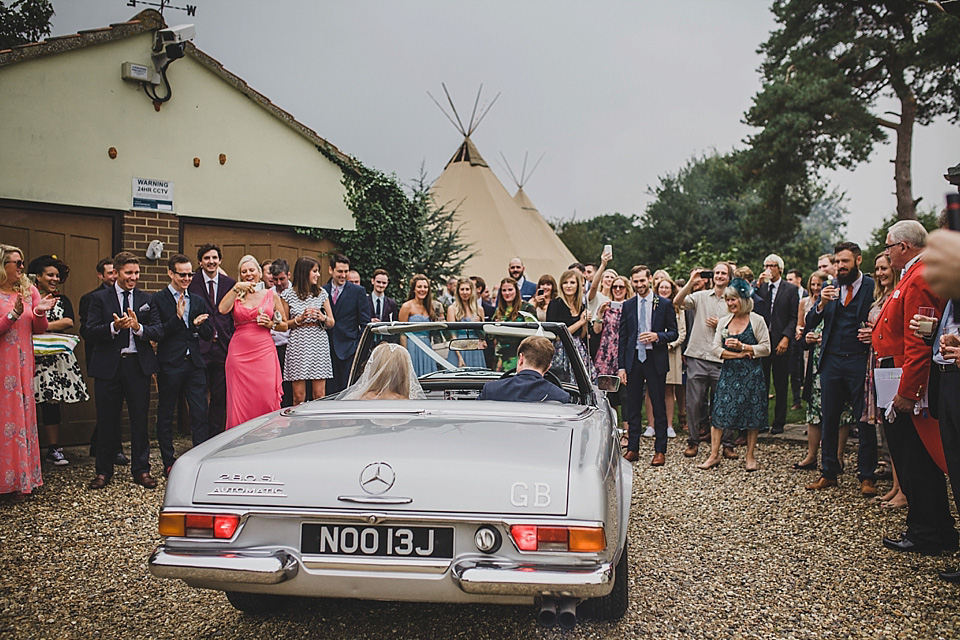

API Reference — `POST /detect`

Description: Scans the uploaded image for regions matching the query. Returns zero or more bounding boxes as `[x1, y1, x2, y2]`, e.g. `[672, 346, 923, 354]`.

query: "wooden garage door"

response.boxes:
[182, 222, 336, 283]
[1, 204, 116, 445]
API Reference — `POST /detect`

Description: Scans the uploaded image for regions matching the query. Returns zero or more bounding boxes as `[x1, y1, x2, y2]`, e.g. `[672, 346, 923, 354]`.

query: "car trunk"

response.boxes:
[192, 404, 575, 516]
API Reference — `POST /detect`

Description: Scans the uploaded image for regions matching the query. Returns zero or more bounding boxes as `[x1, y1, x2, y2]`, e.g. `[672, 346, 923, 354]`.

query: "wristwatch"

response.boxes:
[7, 311, 20, 321]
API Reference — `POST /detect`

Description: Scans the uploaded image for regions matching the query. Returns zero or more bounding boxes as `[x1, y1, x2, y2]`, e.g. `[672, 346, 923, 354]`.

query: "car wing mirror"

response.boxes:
[596, 375, 621, 393]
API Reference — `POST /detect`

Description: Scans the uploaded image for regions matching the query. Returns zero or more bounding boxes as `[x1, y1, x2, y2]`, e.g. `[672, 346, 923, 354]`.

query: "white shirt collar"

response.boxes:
[901, 253, 923, 277]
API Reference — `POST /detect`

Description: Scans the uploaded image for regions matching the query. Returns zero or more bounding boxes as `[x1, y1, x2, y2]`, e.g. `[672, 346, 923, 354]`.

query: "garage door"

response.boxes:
[182, 221, 336, 282]
[1, 203, 117, 445]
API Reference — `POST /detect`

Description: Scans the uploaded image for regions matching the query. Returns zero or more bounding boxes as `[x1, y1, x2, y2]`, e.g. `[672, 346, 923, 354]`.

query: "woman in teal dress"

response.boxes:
[699, 278, 771, 472]
[399, 273, 442, 378]
[445, 278, 486, 368]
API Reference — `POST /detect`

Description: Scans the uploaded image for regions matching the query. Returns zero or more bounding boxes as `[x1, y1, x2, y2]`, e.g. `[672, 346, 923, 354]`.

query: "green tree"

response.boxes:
[745, 1, 960, 221]
[550, 213, 641, 276]
[0, 0, 53, 50]
[408, 165, 475, 292]
[298, 160, 421, 301]
[863, 207, 940, 261]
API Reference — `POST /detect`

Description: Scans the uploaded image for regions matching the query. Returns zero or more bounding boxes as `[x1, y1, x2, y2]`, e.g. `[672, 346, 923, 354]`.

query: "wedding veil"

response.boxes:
[339, 342, 426, 400]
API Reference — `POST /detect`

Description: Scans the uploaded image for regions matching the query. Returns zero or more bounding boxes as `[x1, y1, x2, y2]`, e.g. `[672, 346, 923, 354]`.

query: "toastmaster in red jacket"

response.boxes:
[872, 220, 955, 556]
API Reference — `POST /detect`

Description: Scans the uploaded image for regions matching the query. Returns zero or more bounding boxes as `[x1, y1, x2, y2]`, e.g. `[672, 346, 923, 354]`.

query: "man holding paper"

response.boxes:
[872, 220, 955, 556]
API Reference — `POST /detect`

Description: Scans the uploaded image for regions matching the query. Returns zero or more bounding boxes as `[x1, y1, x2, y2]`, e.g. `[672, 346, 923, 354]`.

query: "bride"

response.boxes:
[340, 342, 425, 400]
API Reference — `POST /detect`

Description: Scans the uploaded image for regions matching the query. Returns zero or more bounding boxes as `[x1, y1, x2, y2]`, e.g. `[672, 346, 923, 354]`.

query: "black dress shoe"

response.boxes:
[882, 536, 942, 556]
[770, 426, 784, 435]
[939, 567, 960, 583]
[115, 452, 130, 466]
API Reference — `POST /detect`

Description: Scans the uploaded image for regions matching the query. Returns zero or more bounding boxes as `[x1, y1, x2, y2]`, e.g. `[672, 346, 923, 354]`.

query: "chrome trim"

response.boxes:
[301, 556, 451, 572]
[148, 547, 298, 585]
[452, 559, 613, 597]
[337, 495, 414, 504]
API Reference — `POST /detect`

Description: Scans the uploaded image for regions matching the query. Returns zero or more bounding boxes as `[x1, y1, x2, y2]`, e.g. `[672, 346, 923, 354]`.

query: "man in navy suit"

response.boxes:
[368, 269, 400, 344]
[508, 258, 537, 301]
[756, 253, 799, 434]
[618, 265, 679, 465]
[324, 254, 369, 393]
[478, 336, 569, 403]
[803, 242, 877, 493]
[78, 257, 129, 465]
[150, 254, 214, 477]
[188, 244, 235, 436]
[86, 252, 163, 490]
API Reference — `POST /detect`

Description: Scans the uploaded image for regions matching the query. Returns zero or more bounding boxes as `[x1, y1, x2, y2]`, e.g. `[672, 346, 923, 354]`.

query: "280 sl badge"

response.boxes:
[208, 474, 286, 497]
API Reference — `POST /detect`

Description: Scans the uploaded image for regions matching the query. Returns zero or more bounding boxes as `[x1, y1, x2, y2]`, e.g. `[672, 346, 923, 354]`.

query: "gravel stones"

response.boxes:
[1, 436, 958, 639]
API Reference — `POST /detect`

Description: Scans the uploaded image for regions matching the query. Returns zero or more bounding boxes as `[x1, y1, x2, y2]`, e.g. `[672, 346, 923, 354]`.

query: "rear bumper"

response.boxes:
[149, 545, 614, 599]
[451, 559, 614, 597]
[149, 547, 298, 585]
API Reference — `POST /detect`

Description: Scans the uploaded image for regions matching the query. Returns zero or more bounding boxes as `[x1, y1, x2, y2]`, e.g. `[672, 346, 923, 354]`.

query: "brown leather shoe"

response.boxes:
[861, 479, 879, 497]
[134, 472, 158, 489]
[651, 452, 666, 466]
[723, 447, 739, 460]
[623, 450, 640, 462]
[683, 444, 698, 458]
[88, 474, 110, 490]
[805, 477, 838, 491]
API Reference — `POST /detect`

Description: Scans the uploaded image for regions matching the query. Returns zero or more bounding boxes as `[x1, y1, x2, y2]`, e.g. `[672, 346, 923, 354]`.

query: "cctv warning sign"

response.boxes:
[132, 177, 174, 212]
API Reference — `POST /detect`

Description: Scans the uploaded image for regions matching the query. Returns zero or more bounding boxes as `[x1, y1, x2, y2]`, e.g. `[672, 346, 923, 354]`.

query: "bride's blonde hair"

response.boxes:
[362, 343, 414, 398]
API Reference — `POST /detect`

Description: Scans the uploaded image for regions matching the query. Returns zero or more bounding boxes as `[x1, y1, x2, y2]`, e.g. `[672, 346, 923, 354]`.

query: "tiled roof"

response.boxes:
[0, 9, 355, 170]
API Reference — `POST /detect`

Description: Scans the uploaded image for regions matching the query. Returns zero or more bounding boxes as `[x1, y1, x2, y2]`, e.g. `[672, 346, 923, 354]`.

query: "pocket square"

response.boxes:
[139, 303, 150, 312]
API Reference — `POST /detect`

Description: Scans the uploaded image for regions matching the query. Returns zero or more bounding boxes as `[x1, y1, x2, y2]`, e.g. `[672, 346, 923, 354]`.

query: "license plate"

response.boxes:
[301, 524, 454, 559]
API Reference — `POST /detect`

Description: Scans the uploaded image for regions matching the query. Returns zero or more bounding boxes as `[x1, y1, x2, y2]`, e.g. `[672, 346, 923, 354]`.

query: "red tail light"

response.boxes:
[159, 513, 240, 539]
[509, 525, 604, 552]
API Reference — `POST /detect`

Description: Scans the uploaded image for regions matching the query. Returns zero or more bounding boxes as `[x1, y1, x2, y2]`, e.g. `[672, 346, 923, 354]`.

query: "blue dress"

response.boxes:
[406, 313, 437, 378]
[712, 321, 768, 432]
[446, 316, 486, 368]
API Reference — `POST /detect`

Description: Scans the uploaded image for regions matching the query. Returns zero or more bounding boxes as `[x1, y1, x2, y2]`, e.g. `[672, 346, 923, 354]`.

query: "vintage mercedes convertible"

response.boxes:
[149, 322, 631, 629]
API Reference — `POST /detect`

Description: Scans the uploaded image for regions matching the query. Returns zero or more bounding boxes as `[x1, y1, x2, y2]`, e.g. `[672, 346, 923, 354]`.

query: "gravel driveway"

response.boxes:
[2, 435, 958, 639]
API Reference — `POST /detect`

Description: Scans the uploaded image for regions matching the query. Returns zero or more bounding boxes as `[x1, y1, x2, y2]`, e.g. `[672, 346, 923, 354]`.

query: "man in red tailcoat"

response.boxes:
[873, 220, 956, 556]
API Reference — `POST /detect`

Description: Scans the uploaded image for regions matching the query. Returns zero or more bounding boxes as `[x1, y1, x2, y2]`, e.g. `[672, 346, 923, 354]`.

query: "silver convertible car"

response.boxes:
[149, 322, 632, 629]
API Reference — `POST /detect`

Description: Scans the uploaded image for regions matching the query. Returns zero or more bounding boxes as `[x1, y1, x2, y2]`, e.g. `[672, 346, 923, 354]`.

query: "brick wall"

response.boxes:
[122, 210, 180, 293]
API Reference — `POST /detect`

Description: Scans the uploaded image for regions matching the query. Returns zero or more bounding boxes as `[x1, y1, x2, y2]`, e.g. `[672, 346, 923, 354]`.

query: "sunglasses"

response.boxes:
[5, 260, 24, 268]
[611, 285, 626, 290]
[174, 272, 195, 278]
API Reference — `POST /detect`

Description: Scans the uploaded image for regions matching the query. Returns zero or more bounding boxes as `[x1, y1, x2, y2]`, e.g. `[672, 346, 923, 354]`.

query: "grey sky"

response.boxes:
[51, 0, 959, 249]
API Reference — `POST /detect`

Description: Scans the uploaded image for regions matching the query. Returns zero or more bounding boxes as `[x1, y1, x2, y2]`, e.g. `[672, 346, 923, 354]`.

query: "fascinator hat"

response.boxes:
[729, 278, 754, 300]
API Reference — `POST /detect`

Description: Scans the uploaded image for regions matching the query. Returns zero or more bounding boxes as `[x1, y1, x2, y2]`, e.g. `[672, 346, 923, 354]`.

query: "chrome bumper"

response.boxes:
[149, 547, 298, 585]
[451, 559, 614, 597]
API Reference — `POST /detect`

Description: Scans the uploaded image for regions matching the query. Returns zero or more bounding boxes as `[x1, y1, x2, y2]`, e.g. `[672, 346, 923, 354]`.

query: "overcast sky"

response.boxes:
[50, 0, 959, 247]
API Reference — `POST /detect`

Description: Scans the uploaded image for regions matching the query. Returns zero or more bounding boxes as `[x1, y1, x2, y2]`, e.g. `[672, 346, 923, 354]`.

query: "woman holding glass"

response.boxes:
[1, 245, 55, 501]
[281, 256, 334, 404]
[220, 255, 288, 428]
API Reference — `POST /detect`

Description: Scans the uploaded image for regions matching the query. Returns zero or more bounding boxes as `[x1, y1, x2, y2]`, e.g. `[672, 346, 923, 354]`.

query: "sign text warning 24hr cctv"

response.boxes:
[132, 177, 174, 212]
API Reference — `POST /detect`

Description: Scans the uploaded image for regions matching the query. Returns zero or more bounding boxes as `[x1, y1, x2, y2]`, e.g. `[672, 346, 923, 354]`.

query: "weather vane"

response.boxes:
[126, 0, 198, 17]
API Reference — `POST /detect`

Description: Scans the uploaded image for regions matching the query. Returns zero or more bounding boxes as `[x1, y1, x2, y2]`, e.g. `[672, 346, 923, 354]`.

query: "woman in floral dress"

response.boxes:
[593, 275, 632, 443]
[29, 255, 89, 466]
[700, 278, 770, 472]
[1, 245, 55, 501]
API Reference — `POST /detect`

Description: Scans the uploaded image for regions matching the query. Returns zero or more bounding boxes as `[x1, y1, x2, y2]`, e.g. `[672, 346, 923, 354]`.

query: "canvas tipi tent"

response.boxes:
[428, 86, 576, 287]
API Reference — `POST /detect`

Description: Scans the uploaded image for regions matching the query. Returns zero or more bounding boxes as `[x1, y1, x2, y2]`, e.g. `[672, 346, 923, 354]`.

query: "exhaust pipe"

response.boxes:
[557, 596, 578, 630]
[537, 596, 558, 627]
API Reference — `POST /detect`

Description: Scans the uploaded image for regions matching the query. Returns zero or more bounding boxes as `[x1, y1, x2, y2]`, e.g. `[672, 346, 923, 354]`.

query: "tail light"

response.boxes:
[159, 512, 240, 539]
[509, 525, 605, 552]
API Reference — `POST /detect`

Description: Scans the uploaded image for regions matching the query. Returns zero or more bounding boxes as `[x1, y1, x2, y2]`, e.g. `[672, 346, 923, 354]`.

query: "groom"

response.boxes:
[618, 265, 679, 466]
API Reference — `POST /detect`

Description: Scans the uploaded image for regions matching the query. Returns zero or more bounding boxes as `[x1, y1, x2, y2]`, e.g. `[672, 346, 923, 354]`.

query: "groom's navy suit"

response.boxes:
[618, 292, 679, 455]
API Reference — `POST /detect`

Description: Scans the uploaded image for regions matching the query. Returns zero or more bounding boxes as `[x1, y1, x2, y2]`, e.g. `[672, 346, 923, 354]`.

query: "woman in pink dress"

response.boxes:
[219, 255, 289, 429]
[1, 244, 55, 501]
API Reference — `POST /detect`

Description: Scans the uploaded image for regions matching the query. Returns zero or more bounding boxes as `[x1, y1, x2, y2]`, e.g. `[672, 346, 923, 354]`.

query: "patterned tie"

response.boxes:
[843, 286, 853, 307]
[375, 297, 382, 319]
[637, 297, 647, 363]
[332, 286, 340, 305]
